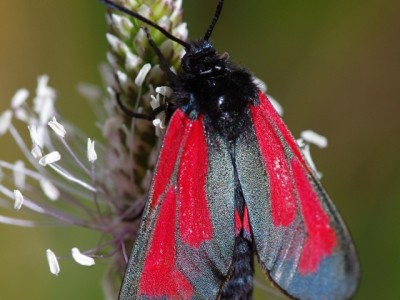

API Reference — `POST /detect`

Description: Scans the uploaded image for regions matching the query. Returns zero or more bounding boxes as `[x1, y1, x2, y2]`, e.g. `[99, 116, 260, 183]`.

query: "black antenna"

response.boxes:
[100, 0, 191, 49]
[204, 0, 224, 40]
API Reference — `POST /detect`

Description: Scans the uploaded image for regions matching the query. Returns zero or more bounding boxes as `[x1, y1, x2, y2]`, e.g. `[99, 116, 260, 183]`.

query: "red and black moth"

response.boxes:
[101, 0, 360, 299]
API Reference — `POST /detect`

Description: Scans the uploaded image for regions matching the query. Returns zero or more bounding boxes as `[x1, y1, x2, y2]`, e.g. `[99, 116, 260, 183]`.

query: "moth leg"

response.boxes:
[113, 88, 168, 120]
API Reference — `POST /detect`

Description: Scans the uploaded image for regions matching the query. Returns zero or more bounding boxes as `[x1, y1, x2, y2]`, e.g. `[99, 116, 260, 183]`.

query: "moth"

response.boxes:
[101, 1, 360, 299]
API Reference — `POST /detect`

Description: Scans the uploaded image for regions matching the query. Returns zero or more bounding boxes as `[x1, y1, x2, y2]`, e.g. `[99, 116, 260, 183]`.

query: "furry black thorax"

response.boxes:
[174, 40, 259, 141]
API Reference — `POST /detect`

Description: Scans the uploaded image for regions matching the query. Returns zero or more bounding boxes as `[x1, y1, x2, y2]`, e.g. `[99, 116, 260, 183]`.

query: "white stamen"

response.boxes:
[35, 75, 56, 101]
[28, 124, 44, 148]
[87, 139, 97, 163]
[102, 116, 123, 138]
[11, 89, 29, 109]
[268, 94, 284, 116]
[15, 108, 29, 121]
[111, 14, 133, 39]
[48, 116, 66, 138]
[106, 51, 118, 68]
[150, 94, 161, 110]
[175, 0, 183, 10]
[152, 115, 166, 137]
[125, 51, 142, 71]
[155, 86, 173, 98]
[76, 83, 102, 101]
[170, 1, 183, 24]
[0, 110, 13, 136]
[125, 0, 139, 9]
[135, 63, 151, 87]
[71, 248, 95, 266]
[13, 190, 24, 210]
[39, 98, 55, 124]
[106, 33, 129, 54]
[116, 70, 129, 87]
[301, 130, 328, 149]
[13, 160, 26, 189]
[297, 138, 323, 179]
[39, 151, 61, 166]
[34, 75, 56, 123]
[31, 144, 43, 159]
[172, 22, 188, 40]
[137, 4, 151, 19]
[253, 77, 267, 93]
[40, 178, 60, 201]
[152, 118, 164, 128]
[157, 16, 171, 31]
[46, 249, 60, 276]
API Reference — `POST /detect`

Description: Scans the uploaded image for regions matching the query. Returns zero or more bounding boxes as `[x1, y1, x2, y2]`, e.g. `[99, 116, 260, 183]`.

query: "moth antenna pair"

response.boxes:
[100, 0, 224, 45]
[100, 0, 225, 120]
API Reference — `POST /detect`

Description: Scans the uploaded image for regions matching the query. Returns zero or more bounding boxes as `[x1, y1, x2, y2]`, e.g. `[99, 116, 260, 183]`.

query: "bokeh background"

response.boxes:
[1, 0, 399, 299]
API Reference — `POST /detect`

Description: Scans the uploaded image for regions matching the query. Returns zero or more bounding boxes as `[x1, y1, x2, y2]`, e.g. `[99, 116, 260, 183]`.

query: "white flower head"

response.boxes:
[71, 248, 95, 266]
[87, 138, 97, 163]
[38, 151, 61, 166]
[46, 249, 60, 276]
[48, 116, 66, 138]
[11, 88, 29, 109]
[0, 0, 189, 293]
[13, 189, 24, 210]
[135, 63, 151, 87]
[0, 110, 13, 136]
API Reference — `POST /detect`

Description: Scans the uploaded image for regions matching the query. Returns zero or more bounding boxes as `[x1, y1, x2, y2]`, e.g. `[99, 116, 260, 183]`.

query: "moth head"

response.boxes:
[182, 40, 228, 76]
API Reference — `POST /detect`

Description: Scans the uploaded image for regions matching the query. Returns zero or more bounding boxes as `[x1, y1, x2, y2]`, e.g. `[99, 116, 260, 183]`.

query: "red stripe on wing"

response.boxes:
[151, 110, 188, 209]
[250, 99, 297, 227]
[258, 92, 308, 170]
[253, 92, 337, 274]
[291, 159, 336, 274]
[139, 187, 193, 298]
[242, 204, 252, 240]
[178, 116, 213, 248]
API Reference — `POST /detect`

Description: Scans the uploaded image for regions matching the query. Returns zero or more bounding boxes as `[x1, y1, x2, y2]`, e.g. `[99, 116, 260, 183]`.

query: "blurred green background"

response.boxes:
[1, 0, 399, 299]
